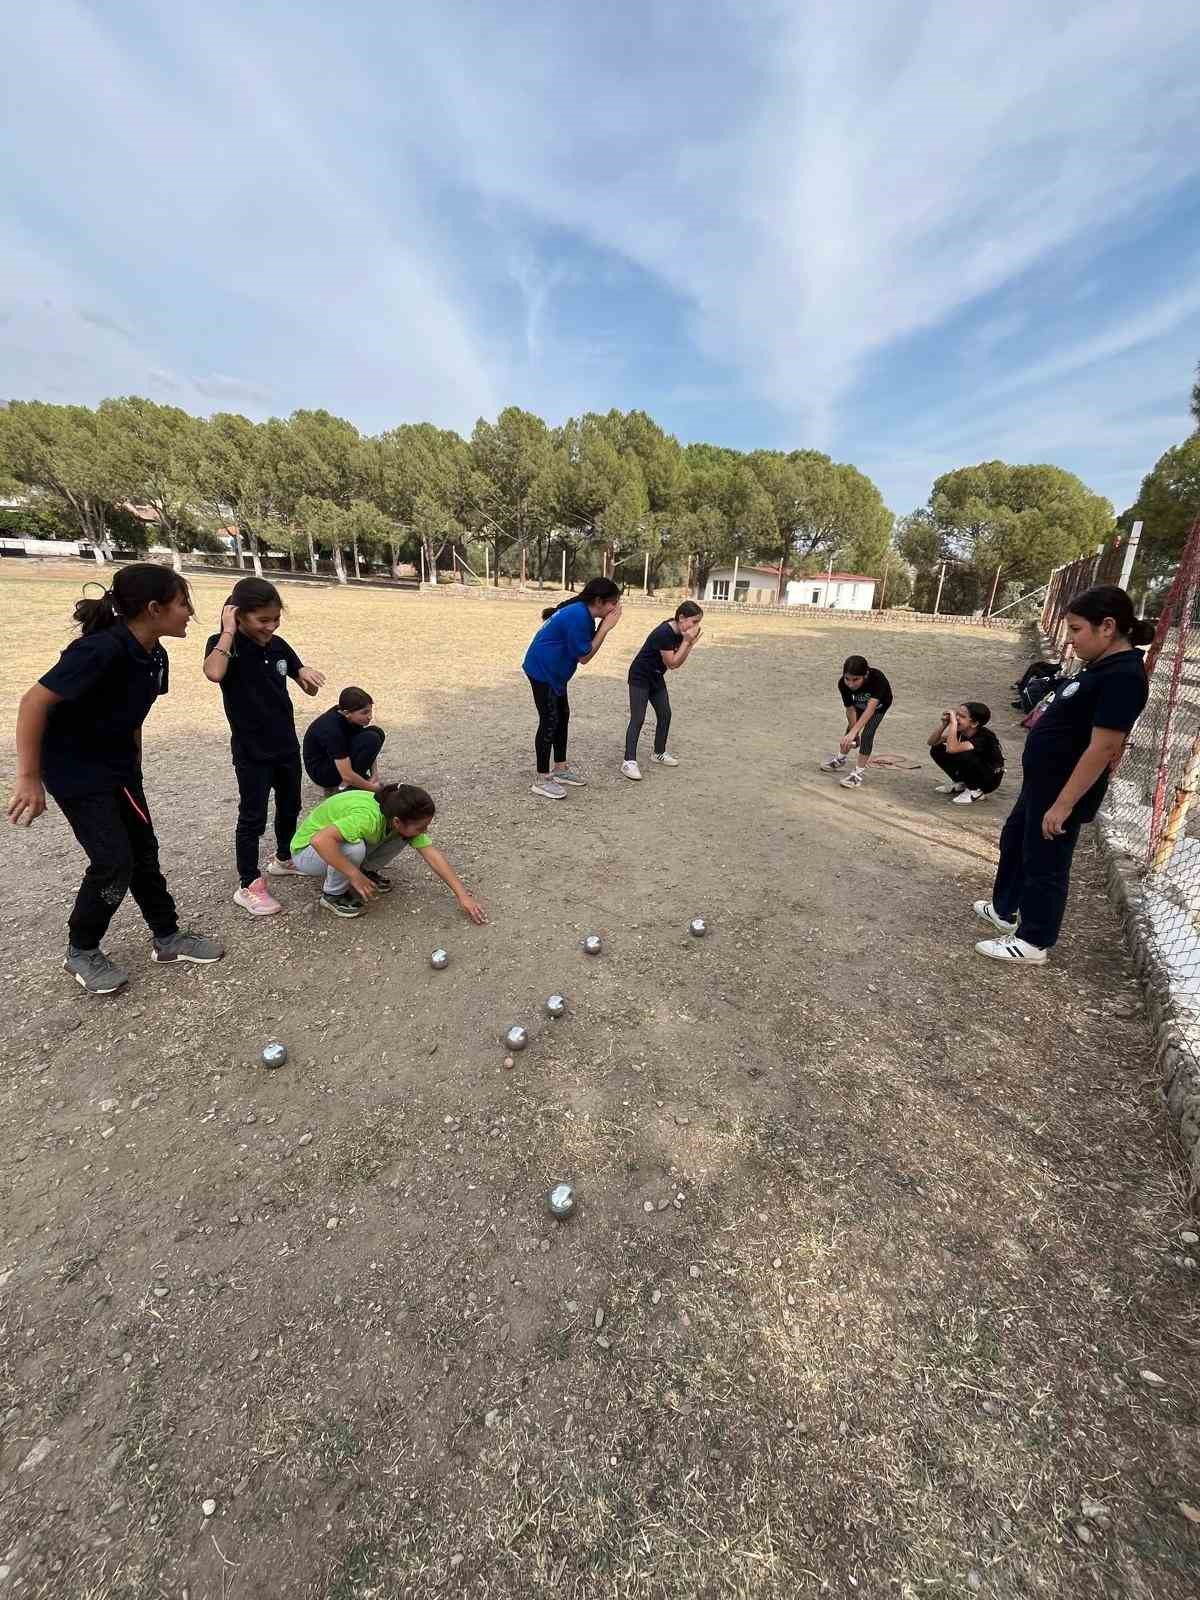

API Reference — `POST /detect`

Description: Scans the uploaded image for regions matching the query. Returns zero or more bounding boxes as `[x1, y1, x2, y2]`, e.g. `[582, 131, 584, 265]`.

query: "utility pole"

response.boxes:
[985, 563, 1002, 618]
[643, 550, 650, 595]
[878, 554, 889, 612]
[933, 560, 947, 617]
[1119, 521, 1143, 592]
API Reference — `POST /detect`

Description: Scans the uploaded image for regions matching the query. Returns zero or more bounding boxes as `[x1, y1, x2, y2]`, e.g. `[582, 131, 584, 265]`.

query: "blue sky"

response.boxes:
[2, 0, 1198, 517]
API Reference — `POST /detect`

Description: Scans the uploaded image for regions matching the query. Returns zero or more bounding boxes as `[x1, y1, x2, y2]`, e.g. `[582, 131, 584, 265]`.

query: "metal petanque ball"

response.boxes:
[548, 1183, 576, 1219]
[503, 1024, 528, 1053]
[430, 948, 449, 971]
[545, 993, 567, 1018]
[689, 917, 708, 938]
[261, 1041, 288, 1070]
[582, 933, 603, 956]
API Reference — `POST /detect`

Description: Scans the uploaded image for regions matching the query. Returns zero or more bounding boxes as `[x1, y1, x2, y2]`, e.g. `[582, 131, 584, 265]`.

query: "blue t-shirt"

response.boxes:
[522, 603, 597, 693]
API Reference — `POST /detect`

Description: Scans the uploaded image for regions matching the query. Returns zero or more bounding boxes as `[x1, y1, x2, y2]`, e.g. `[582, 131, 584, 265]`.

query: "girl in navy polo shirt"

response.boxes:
[974, 584, 1152, 966]
[7, 564, 224, 996]
[522, 577, 622, 800]
[203, 577, 326, 917]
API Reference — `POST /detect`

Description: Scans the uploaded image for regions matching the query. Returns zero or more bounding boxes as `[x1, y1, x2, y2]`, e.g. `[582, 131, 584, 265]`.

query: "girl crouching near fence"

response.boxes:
[973, 585, 1152, 966]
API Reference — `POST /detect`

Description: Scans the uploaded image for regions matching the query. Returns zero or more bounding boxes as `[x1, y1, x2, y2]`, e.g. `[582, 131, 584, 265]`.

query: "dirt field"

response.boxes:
[1, 565, 1197, 1600]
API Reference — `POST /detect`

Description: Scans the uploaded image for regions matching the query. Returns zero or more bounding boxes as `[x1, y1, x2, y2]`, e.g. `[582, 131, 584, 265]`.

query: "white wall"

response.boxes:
[786, 578, 875, 610]
[705, 568, 779, 603]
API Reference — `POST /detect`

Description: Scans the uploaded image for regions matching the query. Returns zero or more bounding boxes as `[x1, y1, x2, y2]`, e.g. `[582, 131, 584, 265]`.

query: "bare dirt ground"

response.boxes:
[1, 565, 1197, 1600]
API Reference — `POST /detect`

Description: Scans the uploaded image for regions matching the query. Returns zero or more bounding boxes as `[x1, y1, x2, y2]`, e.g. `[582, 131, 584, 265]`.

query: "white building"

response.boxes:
[785, 573, 876, 611]
[704, 564, 784, 604]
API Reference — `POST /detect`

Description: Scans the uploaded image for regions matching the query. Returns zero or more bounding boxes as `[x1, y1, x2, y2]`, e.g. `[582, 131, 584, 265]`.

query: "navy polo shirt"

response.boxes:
[629, 621, 678, 687]
[1023, 646, 1148, 818]
[303, 706, 355, 775]
[38, 624, 169, 799]
[206, 631, 303, 763]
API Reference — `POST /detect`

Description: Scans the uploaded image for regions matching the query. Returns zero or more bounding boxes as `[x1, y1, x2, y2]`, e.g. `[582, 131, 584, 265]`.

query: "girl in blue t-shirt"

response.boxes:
[521, 578, 623, 799]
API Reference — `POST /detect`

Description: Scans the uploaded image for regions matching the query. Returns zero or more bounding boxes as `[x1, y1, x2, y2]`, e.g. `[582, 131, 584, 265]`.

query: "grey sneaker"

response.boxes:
[531, 779, 568, 800]
[321, 890, 364, 918]
[555, 767, 587, 786]
[64, 946, 128, 996]
[820, 753, 848, 772]
[151, 928, 225, 964]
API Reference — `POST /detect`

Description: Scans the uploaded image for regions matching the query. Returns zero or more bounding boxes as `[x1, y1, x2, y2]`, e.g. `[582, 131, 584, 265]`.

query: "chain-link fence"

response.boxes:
[1049, 517, 1200, 1003]
[1041, 536, 1134, 660]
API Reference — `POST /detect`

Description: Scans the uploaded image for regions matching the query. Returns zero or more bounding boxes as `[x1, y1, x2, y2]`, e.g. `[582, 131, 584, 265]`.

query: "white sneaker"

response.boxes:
[531, 778, 568, 800]
[839, 769, 864, 789]
[265, 856, 300, 875]
[934, 781, 965, 795]
[621, 760, 643, 781]
[820, 753, 848, 772]
[651, 752, 679, 766]
[975, 935, 1048, 965]
[952, 789, 984, 805]
[973, 899, 1017, 934]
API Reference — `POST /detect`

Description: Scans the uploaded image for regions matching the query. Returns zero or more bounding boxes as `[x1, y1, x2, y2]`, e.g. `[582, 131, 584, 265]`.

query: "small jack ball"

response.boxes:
[503, 1025, 528, 1052]
[261, 1042, 288, 1070]
[582, 933, 603, 956]
[430, 948, 449, 970]
[689, 917, 707, 938]
[548, 1183, 575, 1218]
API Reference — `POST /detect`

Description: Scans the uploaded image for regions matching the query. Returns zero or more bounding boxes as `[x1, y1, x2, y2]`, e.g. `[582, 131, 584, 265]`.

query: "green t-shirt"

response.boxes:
[291, 791, 432, 855]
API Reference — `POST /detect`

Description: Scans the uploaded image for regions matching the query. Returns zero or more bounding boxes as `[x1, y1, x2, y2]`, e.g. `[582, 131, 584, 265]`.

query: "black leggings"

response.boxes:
[233, 754, 303, 886]
[930, 743, 1003, 794]
[625, 680, 671, 761]
[56, 782, 178, 951]
[528, 676, 569, 773]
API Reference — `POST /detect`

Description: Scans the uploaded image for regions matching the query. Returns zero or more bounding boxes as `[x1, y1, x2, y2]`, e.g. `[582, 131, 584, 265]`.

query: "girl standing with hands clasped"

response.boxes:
[621, 601, 703, 780]
[974, 585, 1152, 966]
[522, 577, 622, 800]
[7, 565, 223, 995]
[203, 577, 325, 916]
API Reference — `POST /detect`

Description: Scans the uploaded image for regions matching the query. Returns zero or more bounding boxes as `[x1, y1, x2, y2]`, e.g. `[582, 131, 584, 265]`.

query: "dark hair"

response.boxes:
[542, 576, 622, 621]
[226, 576, 283, 617]
[961, 701, 991, 726]
[675, 600, 703, 621]
[337, 686, 373, 713]
[1066, 584, 1155, 647]
[843, 654, 869, 677]
[376, 783, 435, 825]
[73, 564, 193, 636]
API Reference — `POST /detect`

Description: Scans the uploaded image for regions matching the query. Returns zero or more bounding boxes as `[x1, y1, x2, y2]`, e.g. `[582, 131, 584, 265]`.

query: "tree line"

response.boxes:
[1119, 360, 1200, 585]
[0, 392, 1138, 608]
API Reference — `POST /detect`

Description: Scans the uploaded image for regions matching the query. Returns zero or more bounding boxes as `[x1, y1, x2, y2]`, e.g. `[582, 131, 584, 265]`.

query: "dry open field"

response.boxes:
[1, 564, 1197, 1599]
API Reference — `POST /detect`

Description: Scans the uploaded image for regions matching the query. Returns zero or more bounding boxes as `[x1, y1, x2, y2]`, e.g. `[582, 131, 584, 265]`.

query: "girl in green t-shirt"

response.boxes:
[290, 782, 485, 923]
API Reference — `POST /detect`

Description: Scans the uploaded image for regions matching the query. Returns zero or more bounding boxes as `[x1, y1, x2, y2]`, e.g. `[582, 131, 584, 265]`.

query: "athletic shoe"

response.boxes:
[973, 899, 1017, 935]
[621, 760, 643, 781]
[233, 878, 282, 916]
[320, 891, 364, 918]
[975, 935, 1048, 965]
[64, 946, 128, 996]
[152, 929, 225, 964]
[555, 767, 588, 786]
[952, 789, 984, 806]
[839, 769, 865, 789]
[531, 779, 568, 800]
[934, 781, 965, 795]
[265, 857, 300, 876]
[820, 753, 848, 772]
[652, 752, 679, 766]
[363, 870, 394, 895]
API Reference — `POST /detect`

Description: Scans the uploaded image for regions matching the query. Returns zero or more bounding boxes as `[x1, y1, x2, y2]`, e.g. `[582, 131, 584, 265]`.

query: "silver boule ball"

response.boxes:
[430, 948, 449, 970]
[261, 1041, 288, 1070]
[548, 1183, 575, 1219]
[545, 993, 567, 1018]
[503, 1024, 528, 1052]
[689, 917, 707, 938]
[582, 933, 603, 956]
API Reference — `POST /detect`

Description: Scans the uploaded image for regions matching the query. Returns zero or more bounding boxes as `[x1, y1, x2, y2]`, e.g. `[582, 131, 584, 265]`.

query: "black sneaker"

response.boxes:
[321, 891, 364, 919]
[363, 870, 393, 895]
[64, 946, 128, 995]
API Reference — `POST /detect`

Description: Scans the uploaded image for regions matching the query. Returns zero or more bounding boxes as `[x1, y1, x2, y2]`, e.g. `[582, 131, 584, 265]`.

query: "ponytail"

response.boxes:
[376, 782, 435, 825]
[73, 564, 192, 636]
[543, 576, 621, 621]
[1066, 584, 1155, 647]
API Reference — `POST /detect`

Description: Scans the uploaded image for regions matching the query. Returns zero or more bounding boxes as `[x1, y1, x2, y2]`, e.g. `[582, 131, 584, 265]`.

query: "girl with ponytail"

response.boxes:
[522, 577, 623, 799]
[6, 564, 224, 996]
[974, 584, 1152, 967]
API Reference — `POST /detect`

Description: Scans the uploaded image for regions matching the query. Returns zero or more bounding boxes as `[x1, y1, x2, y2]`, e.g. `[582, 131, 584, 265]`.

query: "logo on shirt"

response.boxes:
[275, 658, 288, 676]
[1061, 682, 1079, 698]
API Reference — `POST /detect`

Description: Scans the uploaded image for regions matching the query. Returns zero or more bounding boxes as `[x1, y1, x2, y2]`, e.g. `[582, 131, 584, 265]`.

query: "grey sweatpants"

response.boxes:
[292, 830, 411, 896]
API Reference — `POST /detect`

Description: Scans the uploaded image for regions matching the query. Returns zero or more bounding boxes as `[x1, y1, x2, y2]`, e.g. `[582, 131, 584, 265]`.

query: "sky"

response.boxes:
[2, 0, 1199, 518]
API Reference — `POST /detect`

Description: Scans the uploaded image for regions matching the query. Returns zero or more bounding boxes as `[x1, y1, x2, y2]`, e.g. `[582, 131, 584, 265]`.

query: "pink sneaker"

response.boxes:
[233, 877, 282, 916]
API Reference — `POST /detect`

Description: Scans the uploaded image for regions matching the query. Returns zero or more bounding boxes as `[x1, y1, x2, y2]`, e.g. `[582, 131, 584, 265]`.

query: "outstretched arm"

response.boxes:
[415, 842, 487, 924]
